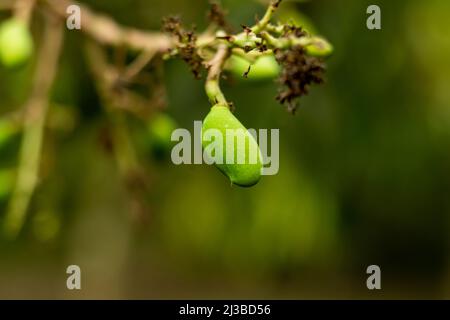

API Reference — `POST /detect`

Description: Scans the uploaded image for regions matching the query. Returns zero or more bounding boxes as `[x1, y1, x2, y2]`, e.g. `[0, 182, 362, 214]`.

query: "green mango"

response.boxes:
[305, 36, 334, 58]
[202, 104, 262, 187]
[0, 18, 33, 68]
[147, 113, 178, 158]
[226, 54, 280, 81]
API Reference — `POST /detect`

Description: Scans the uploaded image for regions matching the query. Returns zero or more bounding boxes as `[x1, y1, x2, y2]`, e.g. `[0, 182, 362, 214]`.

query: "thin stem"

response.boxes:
[14, 0, 36, 26]
[231, 47, 274, 63]
[205, 79, 227, 106]
[0, 0, 15, 10]
[84, 40, 149, 221]
[121, 50, 157, 83]
[265, 23, 284, 35]
[260, 31, 288, 48]
[3, 14, 64, 239]
[205, 44, 230, 106]
[260, 31, 314, 49]
[251, 0, 282, 34]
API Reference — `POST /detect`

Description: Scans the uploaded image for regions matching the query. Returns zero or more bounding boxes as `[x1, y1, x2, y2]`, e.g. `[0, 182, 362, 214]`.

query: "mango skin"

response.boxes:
[227, 54, 280, 81]
[0, 18, 33, 68]
[305, 37, 334, 58]
[202, 105, 262, 187]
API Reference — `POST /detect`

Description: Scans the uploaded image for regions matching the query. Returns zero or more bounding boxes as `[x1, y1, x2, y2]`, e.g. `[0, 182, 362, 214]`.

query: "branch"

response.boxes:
[14, 0, 36, 25]
[43, 0, 174, 52]
[121, 50, 157, 83]
[0, 0, 15, 10]
[83, 40, 159, 119]
[84, 40, 151, 222]
[3, 13, 64, 238]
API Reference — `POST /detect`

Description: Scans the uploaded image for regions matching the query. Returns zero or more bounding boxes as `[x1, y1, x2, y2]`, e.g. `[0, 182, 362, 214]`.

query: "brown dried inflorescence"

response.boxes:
[163, 9, 328, 113]
[282, 24, 307, 38]
[162, 16, 204, 79]
[275, 46, 325, 114]
[208, 2, 232, 32]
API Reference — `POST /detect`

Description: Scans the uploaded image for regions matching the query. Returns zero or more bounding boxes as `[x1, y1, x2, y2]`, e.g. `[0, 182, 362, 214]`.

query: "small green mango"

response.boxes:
[147, 113, 178, 158]
[305, 36, 334, 58]
[0, 18, 33, 68]
[227, 54, 280, 81]
[202, 104, 262, 187]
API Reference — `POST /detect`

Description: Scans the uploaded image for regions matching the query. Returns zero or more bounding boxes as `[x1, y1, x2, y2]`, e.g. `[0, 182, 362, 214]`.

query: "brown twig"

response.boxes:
[14, 0, 36, 25]
[84, 40, 151, 223]
[0, 0, 15, 10]
[43, 0, 174, 52]
[121, 50, 157, 84]
[83, 40, 158, 119]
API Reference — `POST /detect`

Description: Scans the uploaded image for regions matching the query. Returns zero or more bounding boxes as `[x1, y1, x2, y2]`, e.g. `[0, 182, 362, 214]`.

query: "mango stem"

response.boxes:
[205, 44, 230, 107]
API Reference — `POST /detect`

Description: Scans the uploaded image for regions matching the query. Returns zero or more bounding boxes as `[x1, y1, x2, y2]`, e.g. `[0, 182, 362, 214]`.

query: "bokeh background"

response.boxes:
[1, 0, 450, 299]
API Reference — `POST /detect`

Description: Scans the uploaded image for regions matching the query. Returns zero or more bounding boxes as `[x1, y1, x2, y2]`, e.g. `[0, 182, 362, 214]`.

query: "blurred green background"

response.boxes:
[1, 0, 450, 299]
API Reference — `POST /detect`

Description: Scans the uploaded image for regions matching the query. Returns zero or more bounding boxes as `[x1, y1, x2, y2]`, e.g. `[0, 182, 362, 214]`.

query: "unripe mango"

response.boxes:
[147, 113, 178, 159]
[202, 104, 262, 187]
[305, 37, 334, 58]
[0, 18, 33, 68]
[227, 54, 280, 81]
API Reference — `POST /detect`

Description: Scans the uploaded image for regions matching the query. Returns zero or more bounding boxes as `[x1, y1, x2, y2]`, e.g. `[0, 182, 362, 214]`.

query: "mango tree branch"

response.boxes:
[121, 50, 157, 84]
[42, 0, 174, 52]
[3, 14, 64, 238]
[0, 0, 15, 10]
[14, 0, 36, 25]
[84, 40, 150, 221]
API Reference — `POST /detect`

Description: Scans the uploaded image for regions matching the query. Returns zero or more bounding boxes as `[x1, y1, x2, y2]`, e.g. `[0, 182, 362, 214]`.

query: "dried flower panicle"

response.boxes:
[162, 16, 204, 79]
[282, 24, 307, 38]
[207, 2, 232, 32]
[275, 46, 326, 114]
[162, 16, 183, 39]
[163, 4, 329, 113]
